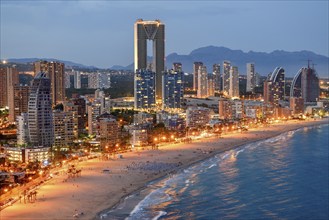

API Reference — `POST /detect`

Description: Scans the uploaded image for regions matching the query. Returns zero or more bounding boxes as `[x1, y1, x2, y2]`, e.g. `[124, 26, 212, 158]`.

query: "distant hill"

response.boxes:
[166, 46, 329, 77]
[113, 46, 329, 77]
[7, 58, 98, 69]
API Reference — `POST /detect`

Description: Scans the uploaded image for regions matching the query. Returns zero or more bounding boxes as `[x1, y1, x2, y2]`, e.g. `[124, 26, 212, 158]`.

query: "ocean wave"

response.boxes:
[152, 211, 167, 220]
[123, 125, 325, 219]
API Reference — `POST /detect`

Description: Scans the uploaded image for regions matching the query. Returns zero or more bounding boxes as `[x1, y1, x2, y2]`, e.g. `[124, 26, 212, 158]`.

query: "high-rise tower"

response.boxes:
[213, 64, 221, 92]
[229, 66, 239, 98]
[193, 62, 203, 91]
[222, 61, 231, 96]
[246, 63, 256, 93]
[28, 72, 54, 148]
[290, 66, 319, 102]
[134, 19, 165, 100]
[34, 61, 65, 106]
[0, 66, 19, 122]
[197, 65, 208, 98]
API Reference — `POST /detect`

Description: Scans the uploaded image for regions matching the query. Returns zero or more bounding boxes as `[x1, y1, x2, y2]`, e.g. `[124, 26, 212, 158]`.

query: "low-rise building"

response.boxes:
[186, 107, 212, 128]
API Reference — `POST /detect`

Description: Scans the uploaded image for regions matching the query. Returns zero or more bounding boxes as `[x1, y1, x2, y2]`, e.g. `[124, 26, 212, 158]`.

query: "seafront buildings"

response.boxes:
[0, 19, 327, 205]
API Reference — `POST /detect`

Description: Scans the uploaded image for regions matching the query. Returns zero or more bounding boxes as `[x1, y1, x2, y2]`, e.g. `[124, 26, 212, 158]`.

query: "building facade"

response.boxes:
[290, 97, 304, 115]
[222, 61, 231, 96]
[186, 107, 212, 128]
[213, 64, 221, 92]
[10, 85, 30, 122]
[290, 66, 320, 103]
[264, 67, 285, 107]
[0, 66, 19, 119]
[17, 113, 29, 146]
[162, 69, 184, 109]
[197, 66, 208, 98]
[246, 63, 256, 93]
[53, 110, 76, 150]
[193, 62, 203, 91]
[87, 101, 101, 135]
[27, 72, 54, 148]
[229, 66, 239, 98]
[99, 118, 119, 151]
[134, 69, 156, 109]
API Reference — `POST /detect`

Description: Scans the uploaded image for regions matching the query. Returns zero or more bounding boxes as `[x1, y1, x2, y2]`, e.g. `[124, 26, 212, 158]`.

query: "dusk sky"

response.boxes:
[1, 0, 328, 68]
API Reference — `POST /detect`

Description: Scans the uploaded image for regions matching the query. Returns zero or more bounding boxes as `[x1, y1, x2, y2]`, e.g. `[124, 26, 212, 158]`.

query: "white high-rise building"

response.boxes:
[229, 66, 239, 98]
[207, 72, 215, 97]
[222, 61, 231, 96]
[197, 66, 208, 98]
[193, 62, 203, 91]
[17, 113, 29, 146]
[28, 72, 54, 148]
[74, 71, 81, 89]
[247, 63, 256, 93]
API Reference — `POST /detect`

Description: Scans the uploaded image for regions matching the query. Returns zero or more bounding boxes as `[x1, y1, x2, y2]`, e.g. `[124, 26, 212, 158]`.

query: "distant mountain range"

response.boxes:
[111, 46, 329, 77]
[7, 58, 98, 69]
[7, 46, 329, 78]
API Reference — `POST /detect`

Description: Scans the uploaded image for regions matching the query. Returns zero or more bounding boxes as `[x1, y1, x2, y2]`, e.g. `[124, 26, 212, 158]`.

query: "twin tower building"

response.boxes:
[134, 19, 184, 110]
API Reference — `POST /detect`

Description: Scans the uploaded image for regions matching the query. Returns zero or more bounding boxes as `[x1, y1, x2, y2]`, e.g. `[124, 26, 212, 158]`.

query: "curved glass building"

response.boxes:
[290, 67, 319, 102]
[28, 72, 54, 148]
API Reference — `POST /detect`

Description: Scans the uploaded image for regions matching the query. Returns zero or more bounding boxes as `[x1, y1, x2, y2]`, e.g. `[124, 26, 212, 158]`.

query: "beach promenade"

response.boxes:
[0, 119, 328, 220]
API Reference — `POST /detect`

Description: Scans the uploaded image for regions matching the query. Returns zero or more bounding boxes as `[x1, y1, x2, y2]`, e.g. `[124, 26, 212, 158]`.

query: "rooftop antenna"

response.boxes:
[307, 59, 311, 68]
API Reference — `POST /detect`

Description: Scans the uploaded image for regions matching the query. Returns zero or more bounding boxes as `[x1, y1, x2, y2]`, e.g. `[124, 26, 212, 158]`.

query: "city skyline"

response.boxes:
[1, 1, 328, 69]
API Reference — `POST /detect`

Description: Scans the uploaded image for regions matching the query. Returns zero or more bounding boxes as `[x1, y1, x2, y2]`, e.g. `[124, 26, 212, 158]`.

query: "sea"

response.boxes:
[102, 123, 329, 220]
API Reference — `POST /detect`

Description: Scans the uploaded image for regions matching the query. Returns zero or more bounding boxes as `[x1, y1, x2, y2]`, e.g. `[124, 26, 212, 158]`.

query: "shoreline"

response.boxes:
[1, 119, 328, 220]
[97, 119, 329, 219]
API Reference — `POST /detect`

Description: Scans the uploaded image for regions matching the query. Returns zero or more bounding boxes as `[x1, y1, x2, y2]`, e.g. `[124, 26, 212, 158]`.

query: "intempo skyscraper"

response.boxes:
[134, 19, 165, 101]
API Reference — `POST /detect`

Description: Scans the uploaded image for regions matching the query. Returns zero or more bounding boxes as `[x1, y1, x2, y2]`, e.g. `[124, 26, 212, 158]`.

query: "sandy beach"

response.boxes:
[0, 119, 328, 220]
